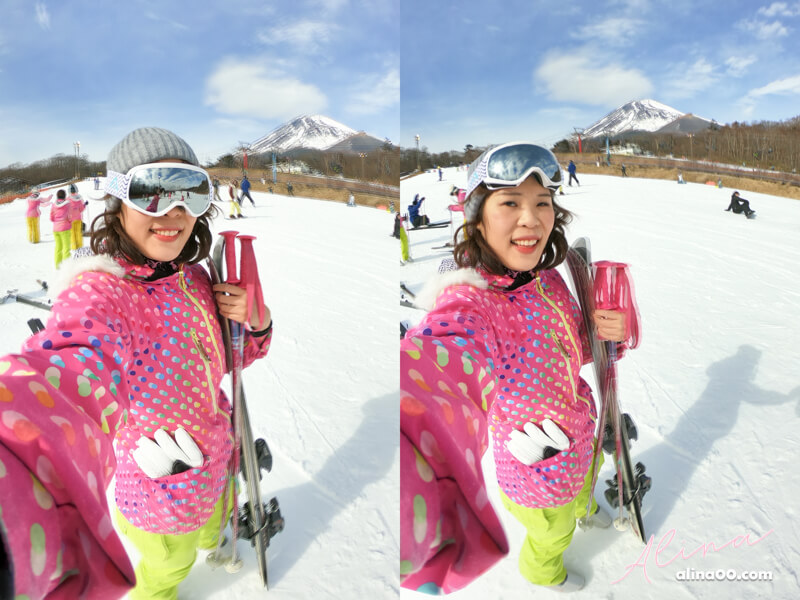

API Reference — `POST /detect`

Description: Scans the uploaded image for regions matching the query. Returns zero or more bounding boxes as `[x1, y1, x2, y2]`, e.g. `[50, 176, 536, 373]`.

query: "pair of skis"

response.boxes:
[565, 238, 651, 543]
[206, 231, 283, 588]
[1, 280, 51, 313]
[400, 282, 419, 310]
[1, 280, 51, 334]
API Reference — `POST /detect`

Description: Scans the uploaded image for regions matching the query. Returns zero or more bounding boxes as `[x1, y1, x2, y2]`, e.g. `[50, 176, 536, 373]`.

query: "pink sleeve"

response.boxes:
[187, 264, 271, 371]
[242, 325, 271, 368]
[400, 293, 508, 594]
[0, 272, 137, 598]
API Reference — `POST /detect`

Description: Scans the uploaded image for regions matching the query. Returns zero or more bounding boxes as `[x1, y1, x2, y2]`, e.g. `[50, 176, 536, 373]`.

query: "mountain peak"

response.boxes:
[248, 115, 359, 153]
[583, 99, 685, 138]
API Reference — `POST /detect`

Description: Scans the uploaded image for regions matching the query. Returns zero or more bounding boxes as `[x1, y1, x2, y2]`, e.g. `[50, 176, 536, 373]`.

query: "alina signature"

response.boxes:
[613, 528, 775, 584]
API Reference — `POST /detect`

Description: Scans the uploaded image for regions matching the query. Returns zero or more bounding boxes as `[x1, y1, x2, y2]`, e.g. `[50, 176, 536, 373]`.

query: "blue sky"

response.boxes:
[401, 0, 800, 153]
[0, 0, 399, 167]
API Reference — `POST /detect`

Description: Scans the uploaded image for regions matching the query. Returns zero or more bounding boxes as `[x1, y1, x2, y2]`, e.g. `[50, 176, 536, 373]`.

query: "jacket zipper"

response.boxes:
[179, 267, 225, 419]
[535, 276, 591, 409]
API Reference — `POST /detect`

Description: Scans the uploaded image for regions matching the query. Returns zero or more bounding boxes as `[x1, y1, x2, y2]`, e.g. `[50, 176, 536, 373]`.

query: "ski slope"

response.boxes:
[399, 167, 800, 599]
[0, 184, 399, 599]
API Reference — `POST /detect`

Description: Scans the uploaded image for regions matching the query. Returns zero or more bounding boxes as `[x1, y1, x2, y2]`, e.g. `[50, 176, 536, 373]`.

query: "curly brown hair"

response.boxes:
[453, 184, 573, 275]
[89, 198, 219, 265]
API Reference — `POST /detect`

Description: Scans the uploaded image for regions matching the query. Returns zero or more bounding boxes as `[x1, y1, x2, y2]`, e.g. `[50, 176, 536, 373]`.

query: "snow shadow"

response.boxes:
[632, 344, 797, 536]
[267, 392, 398, 587]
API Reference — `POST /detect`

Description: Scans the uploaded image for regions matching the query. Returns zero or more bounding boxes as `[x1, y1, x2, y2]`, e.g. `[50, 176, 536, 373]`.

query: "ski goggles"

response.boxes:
[105, 162, 212, 217]
[466, 142, 563, 202]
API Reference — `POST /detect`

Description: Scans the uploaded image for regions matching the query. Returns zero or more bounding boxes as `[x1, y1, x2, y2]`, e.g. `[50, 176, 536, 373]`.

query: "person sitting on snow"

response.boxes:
[725, 191, 755, 217]
[408, 196, 429, 228]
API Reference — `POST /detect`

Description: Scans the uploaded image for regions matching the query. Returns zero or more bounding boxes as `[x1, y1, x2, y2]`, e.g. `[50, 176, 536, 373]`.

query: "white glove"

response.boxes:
[131, 428, 204, 478]
[505, 419, 570, 466]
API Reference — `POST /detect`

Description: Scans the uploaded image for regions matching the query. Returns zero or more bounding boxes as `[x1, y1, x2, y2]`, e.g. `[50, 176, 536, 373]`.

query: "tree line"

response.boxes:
[0, 154, 105, 195]
[210, 144, 400, 187]
[401, 116, 800, 175]
[555, 116, 800, 173]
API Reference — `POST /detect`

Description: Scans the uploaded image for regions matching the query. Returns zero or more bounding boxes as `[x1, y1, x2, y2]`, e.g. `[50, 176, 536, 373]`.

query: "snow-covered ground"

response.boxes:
[3, 165, 799, 599]
[0, 183, 399, 599]
[400, 167, 800, 599]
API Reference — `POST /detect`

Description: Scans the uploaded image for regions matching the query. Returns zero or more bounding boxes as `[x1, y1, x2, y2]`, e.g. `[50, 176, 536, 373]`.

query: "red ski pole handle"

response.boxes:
[237, 234, 266, 329]
[592, 260, 642, 349]
[219, 230, 240, 284]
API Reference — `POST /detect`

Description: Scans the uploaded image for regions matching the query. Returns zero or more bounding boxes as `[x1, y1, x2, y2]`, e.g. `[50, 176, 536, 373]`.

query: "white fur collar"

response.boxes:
[50, 254, 125, 298]
[415, 267, 488, 311]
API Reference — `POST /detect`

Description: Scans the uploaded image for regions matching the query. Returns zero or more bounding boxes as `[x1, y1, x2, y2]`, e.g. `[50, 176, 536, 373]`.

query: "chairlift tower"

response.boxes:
[573, 128, 584, 154]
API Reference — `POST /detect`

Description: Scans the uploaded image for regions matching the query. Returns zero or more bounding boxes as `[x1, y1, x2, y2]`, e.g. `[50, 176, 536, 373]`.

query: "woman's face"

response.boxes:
[120, 203, 197, 262]
[476, 176, 555, 272]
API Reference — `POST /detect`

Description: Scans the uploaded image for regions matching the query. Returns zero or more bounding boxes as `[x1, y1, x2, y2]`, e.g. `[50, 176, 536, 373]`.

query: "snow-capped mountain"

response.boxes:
[247, 115, 360, 154]
[583, 99, 687, 138]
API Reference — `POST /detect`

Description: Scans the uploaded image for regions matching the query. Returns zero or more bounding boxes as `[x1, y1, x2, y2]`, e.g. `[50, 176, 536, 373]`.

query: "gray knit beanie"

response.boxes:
[104, 127, 199, 211]
[107, 127, 199, 174]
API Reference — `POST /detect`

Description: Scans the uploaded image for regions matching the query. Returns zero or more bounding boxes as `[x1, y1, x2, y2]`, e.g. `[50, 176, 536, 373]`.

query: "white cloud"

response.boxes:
[746, 73, 800, 97]
[144, 11, 189, 30]
[35, 3, 50, 30]
[665, 58, 718, 99]
[346, 67, 399, 115]
[725, 55, 757, 76]
[205, 58, 327, 120]
[757, 2, 800, 17]
[738, 73, 800, 116]
[573, 17, 647, 46]
[257, 21, 337, 53]
[534, 51, 653, 107]
[741, 19, 790, 38]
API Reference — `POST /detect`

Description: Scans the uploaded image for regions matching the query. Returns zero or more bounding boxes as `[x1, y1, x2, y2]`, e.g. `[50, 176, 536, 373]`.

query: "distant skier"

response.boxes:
[408, 196, 429, 228]
[232, 179, 241, 205]
[240, 175, 255, 207]
[228, 179, 243, 218]
[67, 183, 87, 249]
[347, 192, 356, 207]
[24, 190, 52, 243]
[438, 166, 443, 181]
[725, 191, 756, 218]
[621, 163, 627, 177]
[212, 177, 224, 203]
[567, 160, 580, 186]
[394, 212, 410, 262]
[49, 189, 72, 268]
[677, 172, 686, 184]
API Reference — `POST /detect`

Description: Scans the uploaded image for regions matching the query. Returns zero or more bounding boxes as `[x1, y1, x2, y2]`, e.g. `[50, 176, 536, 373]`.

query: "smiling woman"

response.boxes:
[0, 126, 273, 599]
[400, 142, 627, 594]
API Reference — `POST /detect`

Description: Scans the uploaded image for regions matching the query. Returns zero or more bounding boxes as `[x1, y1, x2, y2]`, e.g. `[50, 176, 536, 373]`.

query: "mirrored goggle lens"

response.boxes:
[486, 144, 562, 186]
[126, 167, 211, 216]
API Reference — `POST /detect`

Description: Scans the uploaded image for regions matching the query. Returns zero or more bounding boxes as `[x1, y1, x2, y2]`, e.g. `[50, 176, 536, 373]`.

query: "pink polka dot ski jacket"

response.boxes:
[401, 266, 597, 593]
[0, 253, 270, 599]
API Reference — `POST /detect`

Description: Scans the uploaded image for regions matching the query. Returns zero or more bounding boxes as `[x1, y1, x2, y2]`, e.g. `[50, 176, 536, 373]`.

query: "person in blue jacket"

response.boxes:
[567, 160, 580, 186]
[408, 195, 429, 228]
[240, 175, 256, 207]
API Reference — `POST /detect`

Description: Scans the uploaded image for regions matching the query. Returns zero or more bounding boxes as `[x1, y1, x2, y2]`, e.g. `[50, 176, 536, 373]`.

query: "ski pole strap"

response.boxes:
[237, 235, 267, 330]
